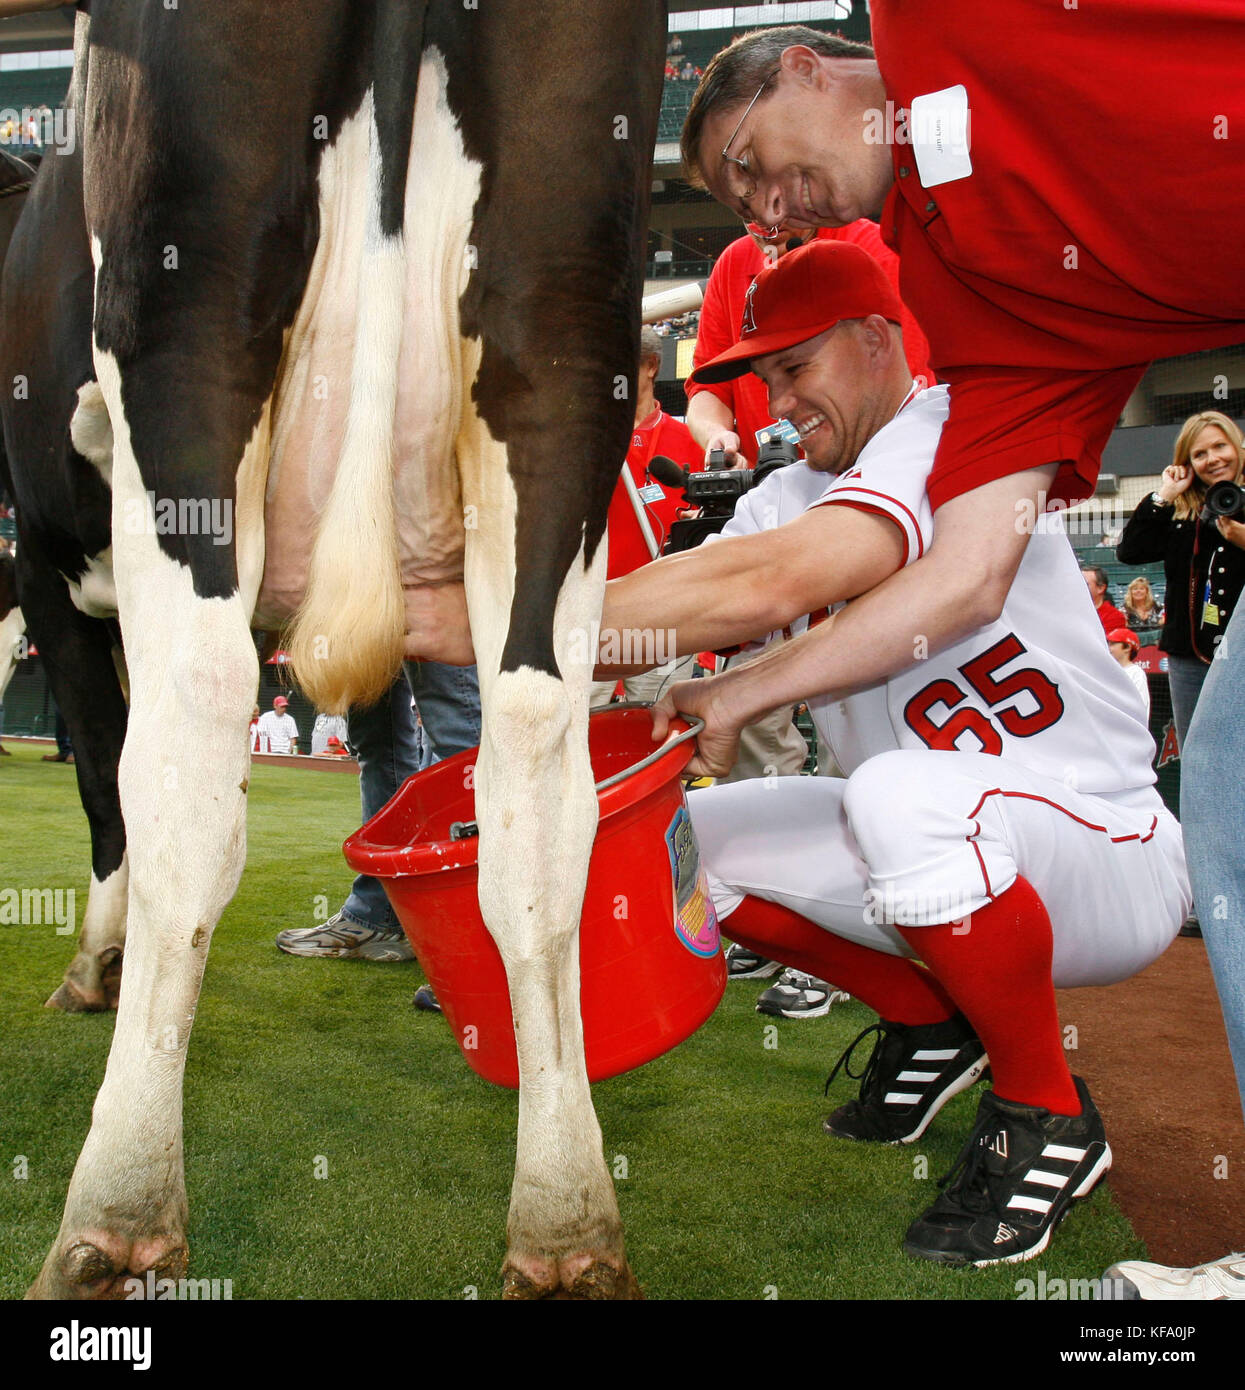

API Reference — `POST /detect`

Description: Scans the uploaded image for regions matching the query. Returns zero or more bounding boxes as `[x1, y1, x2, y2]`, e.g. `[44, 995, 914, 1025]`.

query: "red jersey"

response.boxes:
[1096, 602, 1128, 639]
[687, 221, 932, 464]
[872, 0, 1245, 508]
[606, 407, 702, 579]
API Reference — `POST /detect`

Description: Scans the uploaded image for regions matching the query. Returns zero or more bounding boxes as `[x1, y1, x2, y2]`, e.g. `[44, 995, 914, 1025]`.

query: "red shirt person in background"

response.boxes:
[1081, 565, 1127, 638]
[605, 325, 703, 580]
[686, 219, 931, 467]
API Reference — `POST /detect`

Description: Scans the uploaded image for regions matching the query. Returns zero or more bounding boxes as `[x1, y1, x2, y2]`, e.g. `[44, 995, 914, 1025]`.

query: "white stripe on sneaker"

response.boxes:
[896, 1070, 940, 1083]
[884, 1091, 923, 1106]
[1042, 1143, 1088, 1162]
[1008, 1194, 1054, 1214]
[1025, 1168, 1071, 1188]
[912, 1048, 959, 1061]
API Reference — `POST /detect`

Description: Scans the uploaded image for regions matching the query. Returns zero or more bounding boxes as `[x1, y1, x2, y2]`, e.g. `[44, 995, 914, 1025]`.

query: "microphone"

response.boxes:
[647, 454, 690, 491]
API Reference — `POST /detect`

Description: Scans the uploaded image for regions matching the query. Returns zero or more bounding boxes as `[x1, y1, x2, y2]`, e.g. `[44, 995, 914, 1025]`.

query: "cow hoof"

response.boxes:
[45, 947, 123, 1013]
[502, 1255, 643, 1301]
[26, 1234, 188, 1300]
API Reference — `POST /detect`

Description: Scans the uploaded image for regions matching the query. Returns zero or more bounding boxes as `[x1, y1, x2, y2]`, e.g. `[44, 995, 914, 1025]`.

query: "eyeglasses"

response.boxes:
[720, 69, 779, 210]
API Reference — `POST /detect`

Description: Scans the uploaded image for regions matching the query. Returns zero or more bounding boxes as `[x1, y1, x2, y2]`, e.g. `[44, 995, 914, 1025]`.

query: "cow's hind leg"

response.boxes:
[16, 534, 129, 1013]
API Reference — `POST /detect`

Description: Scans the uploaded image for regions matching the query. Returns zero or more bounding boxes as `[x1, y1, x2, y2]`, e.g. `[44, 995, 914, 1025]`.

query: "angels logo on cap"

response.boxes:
[691, 240, 906, 386]
[740, 279, 759, 337]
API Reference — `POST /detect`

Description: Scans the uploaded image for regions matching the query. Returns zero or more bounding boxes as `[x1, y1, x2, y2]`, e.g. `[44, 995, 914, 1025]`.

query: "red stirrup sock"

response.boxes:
[896, 876, 1080, 1116]
[723, 894, 958, 1025]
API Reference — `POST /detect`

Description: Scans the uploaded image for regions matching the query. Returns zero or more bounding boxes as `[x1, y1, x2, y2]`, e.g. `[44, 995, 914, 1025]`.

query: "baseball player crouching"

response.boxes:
[600, 239, 1191, 1268]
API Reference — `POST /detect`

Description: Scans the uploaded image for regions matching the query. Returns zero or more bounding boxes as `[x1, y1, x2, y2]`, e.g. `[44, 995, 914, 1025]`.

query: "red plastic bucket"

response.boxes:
[342, 705, 726, 1087]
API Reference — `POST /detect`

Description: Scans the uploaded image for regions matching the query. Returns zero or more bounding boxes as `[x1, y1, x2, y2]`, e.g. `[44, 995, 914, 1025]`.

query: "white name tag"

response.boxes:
[909, 85, 973, 189]
[637, 482, 665, 504]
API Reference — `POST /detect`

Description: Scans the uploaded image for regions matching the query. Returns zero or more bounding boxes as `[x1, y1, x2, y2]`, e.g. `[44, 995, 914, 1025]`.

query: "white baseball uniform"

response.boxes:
[256, 709, 299, 754]
[691, 385, 1190, 987]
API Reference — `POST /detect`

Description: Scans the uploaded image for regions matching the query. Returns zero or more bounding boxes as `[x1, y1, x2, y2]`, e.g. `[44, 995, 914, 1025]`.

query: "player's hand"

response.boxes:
[704, 430, 747, 470]
[650, 675, 744, 779]
[1157, 463, 1193, 501]
[1216, 515, 1245, 549]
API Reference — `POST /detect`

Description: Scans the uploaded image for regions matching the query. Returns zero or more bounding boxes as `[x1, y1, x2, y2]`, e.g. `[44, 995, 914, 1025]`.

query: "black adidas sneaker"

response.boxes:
[903, 1075, 1112, 1267]
[823, 1014, 989, 1145]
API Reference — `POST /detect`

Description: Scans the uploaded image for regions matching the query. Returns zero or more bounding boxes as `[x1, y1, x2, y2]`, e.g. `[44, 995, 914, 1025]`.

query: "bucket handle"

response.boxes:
[448, 703, 705, 841]
[589, 701, 705, 792]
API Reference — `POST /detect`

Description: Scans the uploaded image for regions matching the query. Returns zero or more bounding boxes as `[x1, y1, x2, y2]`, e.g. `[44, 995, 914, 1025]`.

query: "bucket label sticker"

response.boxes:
[665, 805, 720, 958]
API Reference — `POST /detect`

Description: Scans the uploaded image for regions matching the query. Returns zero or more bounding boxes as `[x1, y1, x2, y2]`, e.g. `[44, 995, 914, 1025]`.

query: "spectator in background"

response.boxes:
[1116, 410, 1245, 747]
[311, 710, 349, 756]
[1106, 627, 1150, 719]
[1123, 575, 1163, 643]
[591, 327, 702, 706]
[247, 703, 260, 751]
[667, 33, 683, 58]
[1080, 565, 1127, 638]
[256, 694, 299, 754]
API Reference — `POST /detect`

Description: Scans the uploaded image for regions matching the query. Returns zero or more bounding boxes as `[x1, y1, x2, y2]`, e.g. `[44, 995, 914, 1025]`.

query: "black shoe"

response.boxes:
[903, 1075, 1111, 1267]
[823, 1014, 988, 1145]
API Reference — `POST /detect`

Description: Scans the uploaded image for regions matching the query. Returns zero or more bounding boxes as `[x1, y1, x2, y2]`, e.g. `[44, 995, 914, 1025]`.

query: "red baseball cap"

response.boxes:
[1106, 628, 1139, 651]
[689, 239, 906, 385]
[274, 695, 289, 707]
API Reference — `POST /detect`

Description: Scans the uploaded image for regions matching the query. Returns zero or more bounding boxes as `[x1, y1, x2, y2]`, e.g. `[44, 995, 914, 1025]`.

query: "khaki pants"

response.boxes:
[719, 645, 809, 784]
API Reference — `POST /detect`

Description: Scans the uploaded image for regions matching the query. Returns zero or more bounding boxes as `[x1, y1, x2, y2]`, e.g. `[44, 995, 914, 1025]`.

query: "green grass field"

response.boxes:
[0, 742, 1144, 1299]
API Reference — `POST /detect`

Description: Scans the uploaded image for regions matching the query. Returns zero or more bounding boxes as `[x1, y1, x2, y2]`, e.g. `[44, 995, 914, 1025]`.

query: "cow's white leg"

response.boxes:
[457, 382, 636, 1301]
[28, 344, 262, 1299]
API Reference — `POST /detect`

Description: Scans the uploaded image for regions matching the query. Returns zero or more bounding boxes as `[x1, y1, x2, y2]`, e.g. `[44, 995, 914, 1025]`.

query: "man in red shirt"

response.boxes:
[661, 12, 1245, 1290]
[687, 219, 931, 468]
[590, 327, 703, 704]
[1081, 566, 1127, 639]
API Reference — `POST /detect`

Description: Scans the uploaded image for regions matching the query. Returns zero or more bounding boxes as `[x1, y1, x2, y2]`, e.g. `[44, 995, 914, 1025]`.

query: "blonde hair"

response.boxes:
[1124, 575, 1157, 615]
[1171, 411, 1245, 522]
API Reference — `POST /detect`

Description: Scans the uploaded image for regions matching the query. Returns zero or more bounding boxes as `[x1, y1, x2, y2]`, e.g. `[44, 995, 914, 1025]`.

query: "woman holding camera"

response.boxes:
[1117, 410, 1245, 745]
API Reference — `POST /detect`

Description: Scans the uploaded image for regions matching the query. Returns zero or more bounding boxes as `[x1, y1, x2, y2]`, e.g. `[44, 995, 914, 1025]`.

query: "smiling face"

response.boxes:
[1187, 424, 1242, 488]
[752, 317, 904, 474]
[697, 48, 891, 231]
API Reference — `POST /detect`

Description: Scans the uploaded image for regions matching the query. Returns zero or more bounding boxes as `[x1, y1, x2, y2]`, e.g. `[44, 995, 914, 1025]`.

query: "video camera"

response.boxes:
[1199, 479, 1245, 525]
[649, 433, 800, 553]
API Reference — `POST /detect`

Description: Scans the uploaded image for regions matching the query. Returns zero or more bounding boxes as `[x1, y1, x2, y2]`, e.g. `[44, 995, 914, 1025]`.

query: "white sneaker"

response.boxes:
[275, 912, 414, 962]
[1102, 1252, 1245, 1300]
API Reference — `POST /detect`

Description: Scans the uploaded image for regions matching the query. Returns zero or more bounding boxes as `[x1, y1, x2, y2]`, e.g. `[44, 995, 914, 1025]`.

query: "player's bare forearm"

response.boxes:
[598, 503, 904, 674]
[654, 466, 1058, 752]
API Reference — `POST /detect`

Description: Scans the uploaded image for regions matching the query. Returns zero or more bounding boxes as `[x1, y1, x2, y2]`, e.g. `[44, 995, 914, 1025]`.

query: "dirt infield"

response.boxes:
[1058, 936, 1245, 1267]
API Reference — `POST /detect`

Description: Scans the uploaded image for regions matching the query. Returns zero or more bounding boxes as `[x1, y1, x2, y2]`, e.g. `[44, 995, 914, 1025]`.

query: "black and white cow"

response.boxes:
[0, 136, 129, 1011]
[4, 0, 665, 1300]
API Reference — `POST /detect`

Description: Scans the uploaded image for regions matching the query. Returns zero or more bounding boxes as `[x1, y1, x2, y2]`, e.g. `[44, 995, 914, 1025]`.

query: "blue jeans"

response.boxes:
[339, 661, 481, 930]
[1166, 653, 1210, 750]
[1181, 608, 1245, 1126]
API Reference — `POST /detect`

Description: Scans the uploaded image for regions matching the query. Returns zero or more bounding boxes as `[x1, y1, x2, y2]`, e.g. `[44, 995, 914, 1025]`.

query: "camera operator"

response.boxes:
[598, 239, 1189, 1269]
[1116, 410, 1245, 747]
